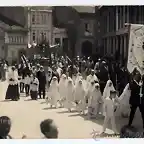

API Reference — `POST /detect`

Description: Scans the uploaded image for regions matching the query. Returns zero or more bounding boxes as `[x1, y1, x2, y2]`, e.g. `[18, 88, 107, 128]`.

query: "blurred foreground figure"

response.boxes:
[120, 125, 143, 138]
[40, 119, 58, 138]
[0, 116, 12, 139]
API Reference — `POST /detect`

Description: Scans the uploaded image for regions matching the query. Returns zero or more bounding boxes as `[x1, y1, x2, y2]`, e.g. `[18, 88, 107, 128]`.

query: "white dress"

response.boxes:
[74, 81, 86, 112]
[64, 78, 75, 109]
[118, 83, 131, 117]
[89, 84, 102, 115]
[59, 74, 67, 101]
[103, 80, 115, 99]
[47, 79, 60, 106]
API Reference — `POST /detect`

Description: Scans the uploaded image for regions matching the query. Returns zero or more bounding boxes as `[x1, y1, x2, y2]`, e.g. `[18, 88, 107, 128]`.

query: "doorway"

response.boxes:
[81, 40, 92, 56]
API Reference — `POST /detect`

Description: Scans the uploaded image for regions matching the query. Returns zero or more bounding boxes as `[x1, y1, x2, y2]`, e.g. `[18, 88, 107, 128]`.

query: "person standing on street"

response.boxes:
[37, 66, 46, 99]
[128, 73, 144, 132]
[30, 74, 39, 100]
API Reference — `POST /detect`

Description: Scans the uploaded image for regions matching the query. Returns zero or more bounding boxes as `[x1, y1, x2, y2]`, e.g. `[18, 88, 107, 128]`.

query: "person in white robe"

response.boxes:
[46, 76, 59, 108]
[118, 83, 131, 118]
[57, 67, 62, 78]
[102, 90, 119, 134]
[5, 66, 20, 101]
[63, 77, 75, 112]
[86, 70, 99, 90]
[24, 74, 31, 96]
[58, 74, 67, 107]
[30, 74, 39, 100]
[86, 81, 95, 107]
[87, 83, 102, 118]
[103, 80, 115, 99]
[74, 79, 86, 115]
[75, 73, 83, 85]
[46, 68, 53, 91]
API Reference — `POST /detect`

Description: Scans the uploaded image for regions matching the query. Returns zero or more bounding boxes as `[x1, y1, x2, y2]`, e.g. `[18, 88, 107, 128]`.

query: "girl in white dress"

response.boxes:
[58, 74, 67, 107]
[47, 77, 59, 108]
[74, 79, 86, 115]
[88, 83, 102, 118]
[118, 83, 131, 118]
[64, 77, 75, 112]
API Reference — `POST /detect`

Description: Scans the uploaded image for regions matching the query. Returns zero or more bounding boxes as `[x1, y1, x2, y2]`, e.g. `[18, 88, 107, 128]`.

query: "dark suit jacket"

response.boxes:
[129, 80, 141, 106]
[37, 71, 46, 87]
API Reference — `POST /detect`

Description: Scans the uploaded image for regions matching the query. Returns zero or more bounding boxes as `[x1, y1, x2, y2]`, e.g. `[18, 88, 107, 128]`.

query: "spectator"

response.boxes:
[40, 119, 58, 138]
[0, 116, 12, 139]
[120, 125, 143, 138]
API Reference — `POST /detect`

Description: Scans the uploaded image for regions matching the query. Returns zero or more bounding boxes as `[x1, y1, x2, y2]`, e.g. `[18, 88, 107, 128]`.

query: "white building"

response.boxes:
[27, 7, 68, 54]
[0, 20, 28, 63]
[28, 7, 53, 45]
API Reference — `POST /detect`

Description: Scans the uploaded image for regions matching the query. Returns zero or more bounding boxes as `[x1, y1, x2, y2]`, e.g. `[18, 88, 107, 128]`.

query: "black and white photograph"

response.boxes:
[0, 5, 144, 139]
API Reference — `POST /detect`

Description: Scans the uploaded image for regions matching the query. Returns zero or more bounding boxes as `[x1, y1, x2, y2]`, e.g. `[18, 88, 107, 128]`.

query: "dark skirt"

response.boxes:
[5, 84, 20, 100]
[30, 91, 37, 100]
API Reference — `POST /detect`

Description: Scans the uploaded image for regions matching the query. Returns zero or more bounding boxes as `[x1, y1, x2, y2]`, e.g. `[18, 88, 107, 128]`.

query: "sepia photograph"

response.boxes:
[0, 5, 143, 139]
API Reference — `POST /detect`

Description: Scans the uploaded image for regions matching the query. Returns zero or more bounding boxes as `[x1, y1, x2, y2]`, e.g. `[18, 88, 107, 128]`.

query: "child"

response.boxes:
[19, 74, 25, 93]
[30, 74, 39, 100]
[24, 74, 31, 96]
[102, 90, 119, 134]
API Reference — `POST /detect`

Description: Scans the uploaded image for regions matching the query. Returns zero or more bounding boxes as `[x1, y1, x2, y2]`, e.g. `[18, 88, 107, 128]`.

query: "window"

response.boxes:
[43, 13, 46, 24]
[32, 14, 35, 24]
[32, 31, 36, 41]
[55, 38, 60, 44]
[84, 23, 89, 31]
[36, 13, 40, 24]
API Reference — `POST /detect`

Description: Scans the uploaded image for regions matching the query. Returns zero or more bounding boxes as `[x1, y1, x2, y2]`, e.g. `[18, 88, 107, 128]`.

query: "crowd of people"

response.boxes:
[3, 55, 144, 138]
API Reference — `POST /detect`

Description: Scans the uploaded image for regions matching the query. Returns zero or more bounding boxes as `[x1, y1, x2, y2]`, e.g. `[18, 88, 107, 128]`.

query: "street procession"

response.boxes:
[1, 32, 144, 138]
[1, 6, 144, 139]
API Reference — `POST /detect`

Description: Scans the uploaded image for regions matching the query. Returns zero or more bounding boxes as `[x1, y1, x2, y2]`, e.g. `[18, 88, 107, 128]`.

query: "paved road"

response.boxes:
[0, 81, 143, 139]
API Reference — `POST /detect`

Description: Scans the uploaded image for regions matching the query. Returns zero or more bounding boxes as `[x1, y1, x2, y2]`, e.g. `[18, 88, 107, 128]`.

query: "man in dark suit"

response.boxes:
[37, 66, 46, 99]
[128, 73, 144, 130]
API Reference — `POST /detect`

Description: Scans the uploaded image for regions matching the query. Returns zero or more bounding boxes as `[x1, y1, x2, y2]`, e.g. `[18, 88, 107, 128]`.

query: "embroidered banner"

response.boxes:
[127, 24, 144, 74]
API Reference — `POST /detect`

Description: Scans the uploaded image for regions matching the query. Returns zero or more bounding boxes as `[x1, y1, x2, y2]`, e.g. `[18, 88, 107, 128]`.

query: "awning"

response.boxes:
[0, 7, 25, 27]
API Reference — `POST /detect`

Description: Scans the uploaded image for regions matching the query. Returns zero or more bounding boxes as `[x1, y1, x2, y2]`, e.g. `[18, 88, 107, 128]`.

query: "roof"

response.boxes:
[72, 6, 95, 13]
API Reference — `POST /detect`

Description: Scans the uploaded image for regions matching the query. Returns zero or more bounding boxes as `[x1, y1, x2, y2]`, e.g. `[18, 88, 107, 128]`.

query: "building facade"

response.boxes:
[28, 7, 53, 45]
[5, 25, 28, 62]
[76, 13, 96, 56]
[52, 27, 68, 53]
[95, 6, 144, 64]
[0, 19, 28, 63]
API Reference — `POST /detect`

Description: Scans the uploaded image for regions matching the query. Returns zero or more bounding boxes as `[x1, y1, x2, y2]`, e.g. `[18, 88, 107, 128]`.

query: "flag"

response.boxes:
[127, 24, 144, 74]
[21, 55, 31, 69]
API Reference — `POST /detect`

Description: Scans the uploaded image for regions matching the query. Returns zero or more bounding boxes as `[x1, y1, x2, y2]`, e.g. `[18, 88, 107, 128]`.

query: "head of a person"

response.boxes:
[37, 64, 40, 69]
[91, 70, 95, 76]
[0, 116, 11, 138]
[32, 66, 35, 70]
[40, 119, 58, 139]
[52, 76, 57, 82]
[102, 61, 106, 66]
[107, 80, 112, 87]
[40, 66, 44, 72]
[98, 58, 101, 62]
[109, 90, 117, 99]
[95, 83, 100, 90]
[78, 80, 82, 85]
[68, 79, 73, 85]
[120, 125, 142, 138]
[91, 81, 95, 86]
[62, 74, 67, 80]
[11, 66, 15, 71]
[33, 73, 36, 78]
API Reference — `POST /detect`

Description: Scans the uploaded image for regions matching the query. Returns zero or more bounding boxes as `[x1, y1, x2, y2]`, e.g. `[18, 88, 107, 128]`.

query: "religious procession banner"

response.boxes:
[127, 24, 144, 74]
